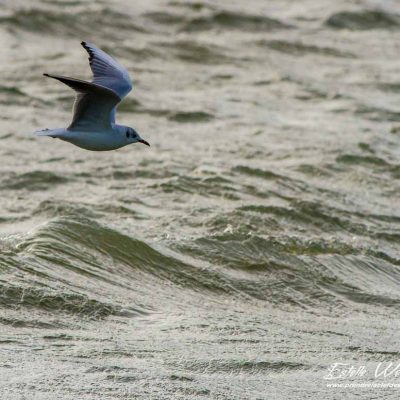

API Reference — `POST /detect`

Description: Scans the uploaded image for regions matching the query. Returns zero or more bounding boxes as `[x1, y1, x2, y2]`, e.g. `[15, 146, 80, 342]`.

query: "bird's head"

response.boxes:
[124, 127, 150, 147]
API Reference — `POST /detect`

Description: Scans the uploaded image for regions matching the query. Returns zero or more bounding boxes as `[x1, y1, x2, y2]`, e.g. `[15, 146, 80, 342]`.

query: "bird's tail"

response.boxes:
[34, 128, 67, 138]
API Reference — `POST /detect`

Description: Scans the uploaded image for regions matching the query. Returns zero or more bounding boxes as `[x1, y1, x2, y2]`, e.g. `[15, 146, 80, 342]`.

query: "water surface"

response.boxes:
[1, 0, 400, 398]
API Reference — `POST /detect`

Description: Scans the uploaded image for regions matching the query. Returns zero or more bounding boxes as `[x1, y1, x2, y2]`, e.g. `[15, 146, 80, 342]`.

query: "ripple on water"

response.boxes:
[0, 171, 69, 191]
[325, 10, 400, 30]
[258, 40, 356, 58]
[168, 111, 215, 122]
[0, 8, 147, 36]
[155, 40, 235, 65]
[182, 10, 292, 32]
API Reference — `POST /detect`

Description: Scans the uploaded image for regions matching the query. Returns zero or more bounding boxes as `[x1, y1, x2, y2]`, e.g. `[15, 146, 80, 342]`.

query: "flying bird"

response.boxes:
[35, 41, 149, 151]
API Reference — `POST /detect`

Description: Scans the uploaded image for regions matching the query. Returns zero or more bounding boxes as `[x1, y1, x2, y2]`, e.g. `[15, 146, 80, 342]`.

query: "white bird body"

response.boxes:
[34, 42, 150, 151]
[36, 125, 136, 151]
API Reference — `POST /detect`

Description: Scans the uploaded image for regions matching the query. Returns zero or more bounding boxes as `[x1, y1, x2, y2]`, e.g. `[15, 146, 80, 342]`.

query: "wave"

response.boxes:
[182, 10, 292, 32]
[176, 359, 309, 373]
[175, 232, 400, 309]
[354, 104, 400, 122]
[336, 154, 389, 166]
[0, 215, 237, 318]
[144, 8, 291, 32]
[154, 40, 234, 65]
[168, 111, 214, 123]
[0, 85, 47, 107]
[1, 197, 400, 319]
[0, 8, 146, 37]
[325, 10, 400, 30]
[258, 40, 355, 58]
[0, 171, 69, 191]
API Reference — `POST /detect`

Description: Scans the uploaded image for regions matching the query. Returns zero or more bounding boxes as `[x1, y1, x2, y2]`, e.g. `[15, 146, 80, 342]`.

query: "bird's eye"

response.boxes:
[126, 130, 129, 138]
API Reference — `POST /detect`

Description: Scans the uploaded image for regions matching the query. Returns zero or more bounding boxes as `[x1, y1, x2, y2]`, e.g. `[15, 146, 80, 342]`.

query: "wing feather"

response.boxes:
[44, 73, 121, 131]
[81, 41, 133, 99]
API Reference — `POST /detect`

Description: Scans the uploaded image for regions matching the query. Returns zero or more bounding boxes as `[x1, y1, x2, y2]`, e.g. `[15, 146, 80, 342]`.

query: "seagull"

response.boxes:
[35, 41, 150, 151]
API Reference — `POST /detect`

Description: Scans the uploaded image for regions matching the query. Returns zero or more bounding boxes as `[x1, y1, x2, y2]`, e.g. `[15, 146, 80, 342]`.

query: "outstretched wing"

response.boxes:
[44, 73, 121, 131]
[81, 41, 133, 100]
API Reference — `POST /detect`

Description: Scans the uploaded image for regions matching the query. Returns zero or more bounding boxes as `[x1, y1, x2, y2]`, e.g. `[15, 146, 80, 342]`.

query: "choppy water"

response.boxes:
[1, 0, 400, 398]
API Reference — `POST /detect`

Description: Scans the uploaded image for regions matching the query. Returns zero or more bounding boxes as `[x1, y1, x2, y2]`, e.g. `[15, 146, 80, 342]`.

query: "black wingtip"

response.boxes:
[43, 73, 50, 77]
[80, 41, 94, 63]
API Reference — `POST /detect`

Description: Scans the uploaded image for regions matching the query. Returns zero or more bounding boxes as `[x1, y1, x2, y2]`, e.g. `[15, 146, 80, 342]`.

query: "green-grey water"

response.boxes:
[1, 0, 400, 398]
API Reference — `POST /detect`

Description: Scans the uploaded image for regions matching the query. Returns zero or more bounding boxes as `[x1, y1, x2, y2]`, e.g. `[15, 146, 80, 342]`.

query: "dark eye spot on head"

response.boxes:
[126, 130, 129, 138]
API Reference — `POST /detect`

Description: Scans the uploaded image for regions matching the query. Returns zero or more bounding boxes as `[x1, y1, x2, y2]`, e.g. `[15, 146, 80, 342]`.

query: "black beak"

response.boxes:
[139, 139, 150, 146]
